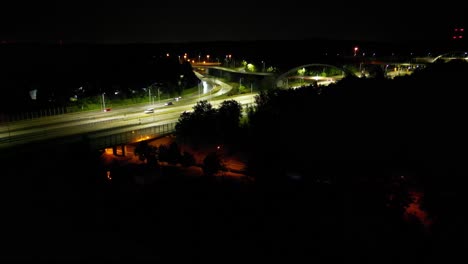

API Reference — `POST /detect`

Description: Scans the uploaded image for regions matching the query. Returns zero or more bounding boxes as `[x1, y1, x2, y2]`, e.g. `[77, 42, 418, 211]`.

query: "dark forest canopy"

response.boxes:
[247, 59, 468, 173]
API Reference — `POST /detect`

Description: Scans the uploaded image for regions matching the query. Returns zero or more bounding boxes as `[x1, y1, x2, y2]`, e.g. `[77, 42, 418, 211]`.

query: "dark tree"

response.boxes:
[175, 100, 217, 146]
[134, 141, 157, 165]
[202, 151, 225, 177]
[216, 99, 243, 144]
[180, 151, 196, 167]
[158, 144, 170, 163]
[167, 141, 182, 165]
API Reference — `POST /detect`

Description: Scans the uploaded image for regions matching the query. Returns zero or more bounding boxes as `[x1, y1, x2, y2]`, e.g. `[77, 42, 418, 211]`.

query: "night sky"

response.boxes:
[1, 0, 465, 44]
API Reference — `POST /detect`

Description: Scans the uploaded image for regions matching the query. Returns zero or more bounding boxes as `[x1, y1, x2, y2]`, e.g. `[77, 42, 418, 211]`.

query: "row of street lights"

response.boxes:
[173, 53, 269, 72]
[100, 86, 162, 112]
[148, 87, 161, 105]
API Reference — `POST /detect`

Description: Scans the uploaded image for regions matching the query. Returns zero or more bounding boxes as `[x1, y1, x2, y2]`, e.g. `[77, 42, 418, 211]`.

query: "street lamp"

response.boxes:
[101, 92, 106, 110]
[158, 88, 160, 103]
[262, 60, 265, 72]
[148, 88, 151, 105]
[209, 83, 215, 103]
[7, 122, 11, 142]
[198, 82, 201, 99]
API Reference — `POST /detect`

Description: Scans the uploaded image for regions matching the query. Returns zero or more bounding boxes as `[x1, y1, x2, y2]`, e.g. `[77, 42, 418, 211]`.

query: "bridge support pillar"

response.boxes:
[111, 145, 126, 156]
[121, 144, 126, 156]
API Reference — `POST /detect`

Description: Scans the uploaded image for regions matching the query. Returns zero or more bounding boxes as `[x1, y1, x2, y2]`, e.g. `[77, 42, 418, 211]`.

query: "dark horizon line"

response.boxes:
[1, 36, 462, 46]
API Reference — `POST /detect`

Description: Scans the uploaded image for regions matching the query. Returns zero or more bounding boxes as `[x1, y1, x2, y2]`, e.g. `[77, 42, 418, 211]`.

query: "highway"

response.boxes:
[0, 76, 256, 149]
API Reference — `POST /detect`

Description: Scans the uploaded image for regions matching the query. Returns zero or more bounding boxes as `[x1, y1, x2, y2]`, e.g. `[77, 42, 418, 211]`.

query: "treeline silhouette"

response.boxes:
[0, 43, 199, 114]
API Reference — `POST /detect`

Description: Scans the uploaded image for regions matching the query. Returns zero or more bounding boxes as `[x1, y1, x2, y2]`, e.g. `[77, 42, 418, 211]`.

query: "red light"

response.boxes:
[461, 28, 465, 32]
[459, 36, 463, 39]
[455, 28, 458, 31]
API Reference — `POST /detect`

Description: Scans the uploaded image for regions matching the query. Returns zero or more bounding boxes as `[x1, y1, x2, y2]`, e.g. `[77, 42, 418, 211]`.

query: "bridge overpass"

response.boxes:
[194, 55, 431, 90]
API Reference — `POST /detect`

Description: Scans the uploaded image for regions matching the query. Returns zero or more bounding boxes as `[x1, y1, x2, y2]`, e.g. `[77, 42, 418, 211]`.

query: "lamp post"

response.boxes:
[7, 122, 11, 142]
[198, 82, 201, 100]
[262, 60, 265, 72]
[148, 88, 151, 105]
[101, 92, 106, 110]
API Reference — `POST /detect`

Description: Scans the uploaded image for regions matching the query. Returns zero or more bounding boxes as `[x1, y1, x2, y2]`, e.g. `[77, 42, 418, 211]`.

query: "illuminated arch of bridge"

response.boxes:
[275, 63, 357, 89]
[432, 51, 468, 63]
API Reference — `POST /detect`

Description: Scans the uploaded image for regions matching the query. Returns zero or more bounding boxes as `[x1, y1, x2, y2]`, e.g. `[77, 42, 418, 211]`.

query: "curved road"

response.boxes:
[0, 75, 256, 149]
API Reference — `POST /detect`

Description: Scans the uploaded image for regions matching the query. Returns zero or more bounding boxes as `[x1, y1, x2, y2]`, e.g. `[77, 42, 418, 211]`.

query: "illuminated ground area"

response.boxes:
[101, 135, 248, 181]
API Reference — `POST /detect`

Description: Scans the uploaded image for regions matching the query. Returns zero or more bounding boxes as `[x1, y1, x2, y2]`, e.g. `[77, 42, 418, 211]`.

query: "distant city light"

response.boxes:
[452, 27, 464, 40]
